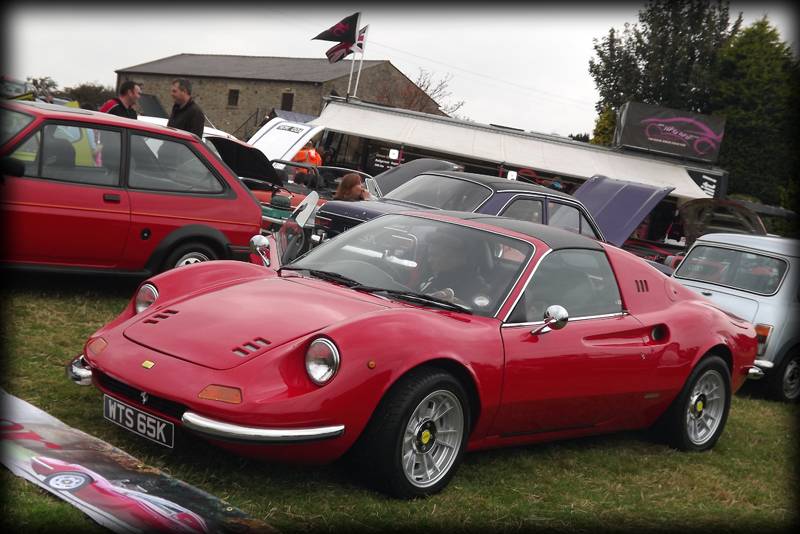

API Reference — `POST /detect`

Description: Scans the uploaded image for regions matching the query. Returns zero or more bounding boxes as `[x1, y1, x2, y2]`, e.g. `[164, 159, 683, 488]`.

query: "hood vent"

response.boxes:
[143, 309, 179, 324]
[232, 337, 271, 358]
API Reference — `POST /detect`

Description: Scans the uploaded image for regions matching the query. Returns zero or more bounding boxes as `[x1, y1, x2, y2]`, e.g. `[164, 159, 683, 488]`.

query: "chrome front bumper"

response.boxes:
[747, 359, 774, 380]
[181, 411, 345, 443]
[67, 354, 92, 386]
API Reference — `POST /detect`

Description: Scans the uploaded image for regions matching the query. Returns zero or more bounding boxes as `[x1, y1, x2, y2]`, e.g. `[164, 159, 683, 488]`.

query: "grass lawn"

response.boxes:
[1, 271, 797, 533]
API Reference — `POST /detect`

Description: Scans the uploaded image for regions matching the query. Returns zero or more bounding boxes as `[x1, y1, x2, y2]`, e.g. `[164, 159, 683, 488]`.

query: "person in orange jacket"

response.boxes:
[292, 141, 323, 175]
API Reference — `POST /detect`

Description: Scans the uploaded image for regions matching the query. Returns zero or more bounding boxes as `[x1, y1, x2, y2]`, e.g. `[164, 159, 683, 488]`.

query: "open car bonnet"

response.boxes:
[571, 175, 674, 247]
[123, 276, 387, 370]
[205, 136, 283, 187]
[678, 198, 767, 248]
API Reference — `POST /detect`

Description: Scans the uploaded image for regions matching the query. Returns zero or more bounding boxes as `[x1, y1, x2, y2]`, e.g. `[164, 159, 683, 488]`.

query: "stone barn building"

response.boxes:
[116, 53, 445, 139]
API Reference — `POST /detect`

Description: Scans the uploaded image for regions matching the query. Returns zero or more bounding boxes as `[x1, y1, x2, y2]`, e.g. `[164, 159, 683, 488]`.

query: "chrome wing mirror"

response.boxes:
[250, 234, 270, 267]
[530, 305, 569, 336]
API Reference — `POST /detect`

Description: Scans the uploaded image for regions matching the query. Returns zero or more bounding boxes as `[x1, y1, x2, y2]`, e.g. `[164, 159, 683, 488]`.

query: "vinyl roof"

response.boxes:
[430, 170, 574, 198]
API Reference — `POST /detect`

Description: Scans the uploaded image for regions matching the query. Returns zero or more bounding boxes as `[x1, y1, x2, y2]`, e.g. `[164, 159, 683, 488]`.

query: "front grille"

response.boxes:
[96, 371, 187, 420]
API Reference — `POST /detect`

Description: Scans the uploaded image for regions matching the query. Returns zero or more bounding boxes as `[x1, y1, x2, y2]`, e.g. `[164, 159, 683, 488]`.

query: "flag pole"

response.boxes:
[346, 52, 356, 98]
[353, 25, 369, 98]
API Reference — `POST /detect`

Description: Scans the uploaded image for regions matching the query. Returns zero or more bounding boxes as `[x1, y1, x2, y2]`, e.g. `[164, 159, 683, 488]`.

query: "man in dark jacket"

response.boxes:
[99, 81, 141, 119]
[167, 78, 205, 138]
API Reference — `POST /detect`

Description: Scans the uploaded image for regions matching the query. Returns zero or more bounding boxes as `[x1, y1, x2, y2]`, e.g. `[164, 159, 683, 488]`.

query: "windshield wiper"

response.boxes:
[279, 266, 362, 287]
[353, 286, 473, 314]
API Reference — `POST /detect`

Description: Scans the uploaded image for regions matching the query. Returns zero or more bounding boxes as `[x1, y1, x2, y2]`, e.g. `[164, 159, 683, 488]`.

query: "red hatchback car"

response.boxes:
[1, 101, 262, 274]
[69, 210, 758, 498]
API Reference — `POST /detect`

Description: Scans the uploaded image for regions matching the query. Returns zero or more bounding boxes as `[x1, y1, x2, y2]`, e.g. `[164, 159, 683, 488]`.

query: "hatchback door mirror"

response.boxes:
[530, 305, 569, 336]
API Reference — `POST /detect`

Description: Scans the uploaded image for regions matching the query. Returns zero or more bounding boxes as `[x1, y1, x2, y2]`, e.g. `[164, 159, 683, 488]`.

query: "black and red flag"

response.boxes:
[312, 12, 360, 43]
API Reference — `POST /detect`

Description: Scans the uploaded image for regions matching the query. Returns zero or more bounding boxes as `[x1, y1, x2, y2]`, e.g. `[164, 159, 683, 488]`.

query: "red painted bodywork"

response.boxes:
[1, 101, 261, 272]
[31, 456, 207, 532]
[82, 212, 757, 464]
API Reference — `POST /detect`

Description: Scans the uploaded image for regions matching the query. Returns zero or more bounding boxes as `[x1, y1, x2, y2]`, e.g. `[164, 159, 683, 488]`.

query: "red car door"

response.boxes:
[1, 123, 130, 268]
[493, 248, 654, 437]
[121, 132, 259, 270]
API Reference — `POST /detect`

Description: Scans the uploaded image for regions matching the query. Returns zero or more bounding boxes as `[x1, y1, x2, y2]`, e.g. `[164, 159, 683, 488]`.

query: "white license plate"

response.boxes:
[103, 395, 174, 448]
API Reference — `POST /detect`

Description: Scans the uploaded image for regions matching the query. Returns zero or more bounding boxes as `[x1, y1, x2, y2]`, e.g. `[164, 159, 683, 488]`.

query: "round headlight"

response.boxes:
[305, 338, 340, 386]
[135, 283, 159, 314]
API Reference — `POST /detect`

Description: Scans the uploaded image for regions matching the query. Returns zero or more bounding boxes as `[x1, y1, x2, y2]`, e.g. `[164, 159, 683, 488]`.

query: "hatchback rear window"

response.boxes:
[675, 245, 788, 295]
[1, 109, 35, 145]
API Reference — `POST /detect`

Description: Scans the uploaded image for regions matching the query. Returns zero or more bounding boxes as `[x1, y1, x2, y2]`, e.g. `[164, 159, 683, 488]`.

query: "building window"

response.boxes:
[227, 89, 239, 107]
[281, 92, 294, 111]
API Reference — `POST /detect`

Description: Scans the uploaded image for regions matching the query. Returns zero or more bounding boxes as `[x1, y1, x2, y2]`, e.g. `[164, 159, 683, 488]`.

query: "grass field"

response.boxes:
[2, 271, 798, 533]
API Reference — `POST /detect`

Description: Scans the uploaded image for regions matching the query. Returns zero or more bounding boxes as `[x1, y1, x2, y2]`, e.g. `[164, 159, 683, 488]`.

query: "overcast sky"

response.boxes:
[4, 2, 797, 137]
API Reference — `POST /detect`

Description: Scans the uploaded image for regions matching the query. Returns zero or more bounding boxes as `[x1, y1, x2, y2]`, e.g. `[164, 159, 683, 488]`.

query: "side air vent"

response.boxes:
[143, 309, 179, 324]
[232, 337, 271, 357]
[635, 279, 650, 293]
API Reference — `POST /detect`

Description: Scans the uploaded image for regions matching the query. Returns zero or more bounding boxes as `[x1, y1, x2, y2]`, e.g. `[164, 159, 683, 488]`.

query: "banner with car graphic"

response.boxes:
[0, 389, 274, 533]
[613, 101, 726, 164]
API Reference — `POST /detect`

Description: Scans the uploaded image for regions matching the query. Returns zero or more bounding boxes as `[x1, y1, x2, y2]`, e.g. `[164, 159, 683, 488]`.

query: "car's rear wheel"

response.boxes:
[351, 368, 470, 499]
[45, 472, 91, 491]
[664, 355, 731, 451]
[768, 351, 800, 403]
[162, 241, 218, 272]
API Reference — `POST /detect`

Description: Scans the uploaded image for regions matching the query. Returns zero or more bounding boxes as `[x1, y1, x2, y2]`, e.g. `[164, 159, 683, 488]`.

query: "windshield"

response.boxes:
[384, 174, 492, 211]
[1, 109, 35, 145]
[286, 214, 533, 317]
[675, 244, 788, 295]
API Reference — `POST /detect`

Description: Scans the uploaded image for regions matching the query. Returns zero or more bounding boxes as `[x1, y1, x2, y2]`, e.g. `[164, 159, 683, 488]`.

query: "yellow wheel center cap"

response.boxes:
[696, 400, 704, 412]
[420, 430, 431, 445]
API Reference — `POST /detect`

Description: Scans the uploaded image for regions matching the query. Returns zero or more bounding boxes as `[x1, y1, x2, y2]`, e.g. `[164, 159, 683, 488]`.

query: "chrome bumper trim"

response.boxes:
[181, 411, 345, 443]
[66, 354, 92, 386]
[747, 359, 775, 380]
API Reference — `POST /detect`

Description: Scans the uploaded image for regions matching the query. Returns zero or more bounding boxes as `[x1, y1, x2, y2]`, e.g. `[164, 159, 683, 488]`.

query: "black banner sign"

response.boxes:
[615, 102, 726, 164]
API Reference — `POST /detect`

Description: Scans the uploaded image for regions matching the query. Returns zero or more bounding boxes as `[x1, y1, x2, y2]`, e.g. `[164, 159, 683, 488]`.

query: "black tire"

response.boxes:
[349, 367, 470, 499]
[161, 241, 218, 272]
[767, 351, 800, 403]
[44, 471, 91, 491]
[662, 355, 731, 452]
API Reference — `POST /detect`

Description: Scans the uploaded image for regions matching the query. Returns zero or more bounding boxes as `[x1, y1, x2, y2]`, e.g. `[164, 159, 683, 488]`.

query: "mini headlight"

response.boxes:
[305, 338, 340, 386]
[135, 283, 159, 314]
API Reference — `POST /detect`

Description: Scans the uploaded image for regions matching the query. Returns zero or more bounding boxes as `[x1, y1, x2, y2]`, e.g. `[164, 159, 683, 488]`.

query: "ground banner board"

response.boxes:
[0, 389, 274, 533]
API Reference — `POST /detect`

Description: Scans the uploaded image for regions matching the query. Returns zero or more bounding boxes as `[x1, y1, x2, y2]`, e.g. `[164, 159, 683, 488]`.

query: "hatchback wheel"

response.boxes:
[351, 368, 470, 499]
[162, 242, 217, 272]
[663, 355, 731, 452]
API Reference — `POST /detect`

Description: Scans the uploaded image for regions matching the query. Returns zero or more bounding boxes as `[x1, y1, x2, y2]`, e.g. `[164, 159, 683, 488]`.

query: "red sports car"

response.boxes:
[69, 210, 758, 498]
[30, 456, 207, 532]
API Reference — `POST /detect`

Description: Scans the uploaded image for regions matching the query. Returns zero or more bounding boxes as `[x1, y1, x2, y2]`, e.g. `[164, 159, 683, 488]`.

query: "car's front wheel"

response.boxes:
[664, 355, 731, 451]
[768, 351, 800, 402]
[352, 368, 470, 499]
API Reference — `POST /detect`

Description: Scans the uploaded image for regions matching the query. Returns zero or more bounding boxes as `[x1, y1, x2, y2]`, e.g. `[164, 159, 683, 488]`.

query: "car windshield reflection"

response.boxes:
[285, 214, 533, 317]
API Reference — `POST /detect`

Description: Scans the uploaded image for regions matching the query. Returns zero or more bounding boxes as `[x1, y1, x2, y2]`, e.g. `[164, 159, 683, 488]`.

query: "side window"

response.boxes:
[579, 213, 599, 239]
[11, 124, 120, 186]
[502, 197, 543, 223]
[129, 134, 223, 194]
[548, 202, 580, 233]
[509, 249, 622, 323]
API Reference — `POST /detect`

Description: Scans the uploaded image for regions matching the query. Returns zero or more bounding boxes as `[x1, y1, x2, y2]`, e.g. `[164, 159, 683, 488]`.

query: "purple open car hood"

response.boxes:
[572, 175, 674, 247]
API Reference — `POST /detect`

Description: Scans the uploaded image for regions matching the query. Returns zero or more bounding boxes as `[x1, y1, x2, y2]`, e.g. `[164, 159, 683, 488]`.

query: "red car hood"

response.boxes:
[123, 277, 388, 370]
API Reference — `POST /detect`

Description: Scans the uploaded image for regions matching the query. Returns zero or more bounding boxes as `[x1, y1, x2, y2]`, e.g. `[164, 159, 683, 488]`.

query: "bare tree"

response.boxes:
[370, 68, 466, 117]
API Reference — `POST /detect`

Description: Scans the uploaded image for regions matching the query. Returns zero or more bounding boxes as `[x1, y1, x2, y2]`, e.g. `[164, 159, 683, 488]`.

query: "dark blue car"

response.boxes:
[313, 169, 606, 244]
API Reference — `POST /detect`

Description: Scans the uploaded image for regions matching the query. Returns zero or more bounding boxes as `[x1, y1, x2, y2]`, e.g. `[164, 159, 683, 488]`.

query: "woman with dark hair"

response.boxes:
[334, 173, 370, 201]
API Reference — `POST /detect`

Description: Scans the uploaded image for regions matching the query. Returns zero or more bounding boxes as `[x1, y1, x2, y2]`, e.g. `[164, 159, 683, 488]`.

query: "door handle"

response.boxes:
[701, 291, 712, 296]
[103, 193, 121, 203]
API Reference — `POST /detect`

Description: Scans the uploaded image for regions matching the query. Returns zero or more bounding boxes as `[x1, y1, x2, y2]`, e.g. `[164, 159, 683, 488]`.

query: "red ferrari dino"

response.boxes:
[69, 210, 758, 498]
